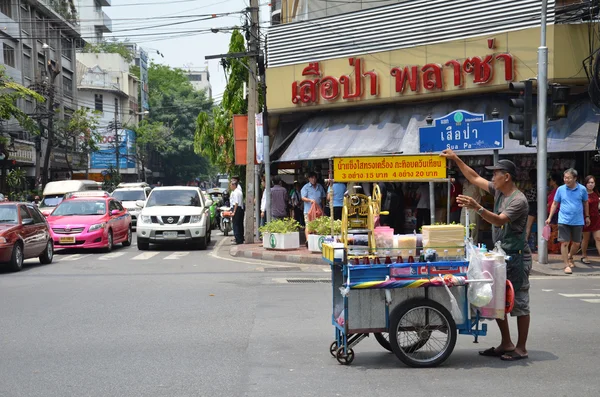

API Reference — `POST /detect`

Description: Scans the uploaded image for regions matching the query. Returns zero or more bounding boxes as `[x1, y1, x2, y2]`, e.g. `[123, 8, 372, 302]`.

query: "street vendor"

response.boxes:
[440, 149, 531, 362]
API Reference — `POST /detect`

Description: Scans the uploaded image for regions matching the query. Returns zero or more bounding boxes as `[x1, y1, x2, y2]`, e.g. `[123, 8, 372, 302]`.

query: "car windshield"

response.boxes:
[112, 190, 145, 201]
[146, 190, 201, 207]
[40, 195, 64, 208]
[52, 200, 107, 216]
[0, 205, 18, 223]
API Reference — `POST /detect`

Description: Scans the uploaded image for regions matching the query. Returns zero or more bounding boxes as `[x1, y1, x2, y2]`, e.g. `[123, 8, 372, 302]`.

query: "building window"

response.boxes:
[3, 44, 15, 68]
[25, 100, 33, 114]
[95, 94, 103, 112]
[0, 0, 12, 18]
[23, 49, 32, 80]
[61, 37, 71, 59]
[62, 73, 73, 96]
[20, 6, 30, 34]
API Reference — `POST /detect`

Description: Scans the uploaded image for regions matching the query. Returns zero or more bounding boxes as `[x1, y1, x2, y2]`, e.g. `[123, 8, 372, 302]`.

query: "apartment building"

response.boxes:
[187, 69, 212, 99]
[77, 0, 112, 44]
[0, 0, 84, 180]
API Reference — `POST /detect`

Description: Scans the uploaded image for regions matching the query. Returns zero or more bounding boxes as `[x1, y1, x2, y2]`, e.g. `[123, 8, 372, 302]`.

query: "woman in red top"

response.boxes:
[581, 175, 600, 264]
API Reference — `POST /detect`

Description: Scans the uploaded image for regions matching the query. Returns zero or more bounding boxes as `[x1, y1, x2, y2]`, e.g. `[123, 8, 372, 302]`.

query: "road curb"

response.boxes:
[229, 246, 326, 265]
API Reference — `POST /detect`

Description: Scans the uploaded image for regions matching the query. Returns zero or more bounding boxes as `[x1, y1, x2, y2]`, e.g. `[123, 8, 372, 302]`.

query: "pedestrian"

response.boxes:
[289, 181, 304, 226]
[270, 175, 289, 220]
[415, 183, 431, 231]
[441, 149, 531, 362]
[301, 172, 326, 244]
[230, 180, 245, 245]
[546, 168, 590, 274]
[327, 181, 346, 221]
[547, 173, 562, 254]
[524, 169, 537, 243]
[259, 178, 267, 229]
[580, 175, 600, 265]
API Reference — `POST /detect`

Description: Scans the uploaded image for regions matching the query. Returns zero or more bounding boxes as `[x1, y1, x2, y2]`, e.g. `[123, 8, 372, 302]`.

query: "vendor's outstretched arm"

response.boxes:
[441, 149, 490, 193]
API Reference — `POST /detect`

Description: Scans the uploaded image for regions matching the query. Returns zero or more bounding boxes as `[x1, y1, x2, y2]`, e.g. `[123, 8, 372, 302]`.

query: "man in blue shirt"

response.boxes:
[301, 172, 326, 242]
[546, 168, 590, 274]
[327, 182, 346, 220]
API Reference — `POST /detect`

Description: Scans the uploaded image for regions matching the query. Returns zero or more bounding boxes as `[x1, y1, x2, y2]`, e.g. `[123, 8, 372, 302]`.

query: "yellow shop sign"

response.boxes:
[333, 155, 447, 182]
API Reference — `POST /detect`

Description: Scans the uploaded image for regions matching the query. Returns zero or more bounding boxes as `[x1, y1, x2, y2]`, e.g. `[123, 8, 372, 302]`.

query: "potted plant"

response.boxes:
[306, 216, 343, 253]
[259, 218, 301, 250]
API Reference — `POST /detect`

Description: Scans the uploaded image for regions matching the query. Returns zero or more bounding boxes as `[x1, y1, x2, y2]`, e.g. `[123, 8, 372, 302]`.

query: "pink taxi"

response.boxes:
[47, 192, 132, 251]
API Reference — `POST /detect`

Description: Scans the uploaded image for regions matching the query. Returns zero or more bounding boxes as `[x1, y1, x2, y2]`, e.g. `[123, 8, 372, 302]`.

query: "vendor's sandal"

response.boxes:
[479, 347, 514, 357]
[564, 267, 573, 274]
[500, 352, 528, 361]
[581, 257, 592, 265]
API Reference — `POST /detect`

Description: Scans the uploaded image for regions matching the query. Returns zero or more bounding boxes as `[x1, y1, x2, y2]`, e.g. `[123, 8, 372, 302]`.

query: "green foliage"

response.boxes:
[49, 0, 78, 21]
[6, 168, 27, 200]
[102, 165, 122, 192]
[0, 66, 45, 135]
[146, 64, 213, 183]
[259, 218, 301, 234]
[194, 29, 248, 175]
[306, 216, 342, 235]
[82, 39, 134, 63]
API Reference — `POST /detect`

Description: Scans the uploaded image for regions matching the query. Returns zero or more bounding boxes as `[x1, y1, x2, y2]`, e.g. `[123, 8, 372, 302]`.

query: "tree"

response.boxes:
[194, 29, 248, 176]
[0, 66, 45, 139]
[55, 108, 101, 175]
[82, 39, 134, 63]
[146, 64, 213, 183]
[126, 120, 171, 182]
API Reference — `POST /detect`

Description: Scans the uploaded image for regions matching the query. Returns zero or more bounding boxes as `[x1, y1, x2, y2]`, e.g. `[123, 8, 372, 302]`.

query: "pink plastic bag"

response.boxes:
[542, 225, 551, 241]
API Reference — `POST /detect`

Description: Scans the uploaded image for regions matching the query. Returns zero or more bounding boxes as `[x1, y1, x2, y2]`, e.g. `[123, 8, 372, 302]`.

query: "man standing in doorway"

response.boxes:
[441, 149, 531, 362]
[301, 172, 326, 243]
[270, 175, 289, 220]
[546, 168, 589, 274]
[230, 180, 245, 245]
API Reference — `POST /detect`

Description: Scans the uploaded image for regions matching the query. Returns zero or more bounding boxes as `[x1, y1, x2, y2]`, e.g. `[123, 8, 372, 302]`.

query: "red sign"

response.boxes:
[291, 53, 514, 105]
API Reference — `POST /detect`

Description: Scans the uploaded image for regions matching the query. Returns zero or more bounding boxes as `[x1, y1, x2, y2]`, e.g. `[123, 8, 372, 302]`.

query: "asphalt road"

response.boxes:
[1, 233, 599, 397]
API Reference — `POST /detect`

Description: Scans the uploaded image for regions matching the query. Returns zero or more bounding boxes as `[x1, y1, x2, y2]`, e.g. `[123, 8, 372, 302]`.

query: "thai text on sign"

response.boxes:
[333, 156, 447, 182]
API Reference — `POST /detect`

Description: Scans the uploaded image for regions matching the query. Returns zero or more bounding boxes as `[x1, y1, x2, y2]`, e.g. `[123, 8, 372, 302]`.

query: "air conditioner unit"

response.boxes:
[271, 9, 281, 25]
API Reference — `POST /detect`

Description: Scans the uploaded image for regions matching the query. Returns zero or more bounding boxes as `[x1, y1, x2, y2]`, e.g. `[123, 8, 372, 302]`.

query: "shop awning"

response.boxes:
[273, 97, 600, 162]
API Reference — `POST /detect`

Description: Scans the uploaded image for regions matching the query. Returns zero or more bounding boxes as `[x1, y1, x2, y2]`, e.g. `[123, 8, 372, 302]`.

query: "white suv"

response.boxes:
[136, 187, 212, 250]
[111, 185, 151, 228]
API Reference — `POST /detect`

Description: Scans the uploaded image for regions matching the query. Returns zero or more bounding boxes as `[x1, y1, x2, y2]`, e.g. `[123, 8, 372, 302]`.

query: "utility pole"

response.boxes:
[114, 98, 120, 174]
[537, 0, 549, 264]
[244, 0, 260, 244]
[40, 55, 60, 188]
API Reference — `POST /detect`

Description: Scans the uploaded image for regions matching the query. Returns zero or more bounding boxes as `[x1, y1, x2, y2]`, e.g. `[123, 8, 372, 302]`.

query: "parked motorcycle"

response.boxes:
[218, 206, 233, 236]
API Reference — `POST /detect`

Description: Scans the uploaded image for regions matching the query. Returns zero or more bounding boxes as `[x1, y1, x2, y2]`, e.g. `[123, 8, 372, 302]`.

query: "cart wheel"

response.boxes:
[373, 333, 392, 352]
[336, 346, 355, 365]
[389, 298, 457, 368]
[329, 341, 338, 357]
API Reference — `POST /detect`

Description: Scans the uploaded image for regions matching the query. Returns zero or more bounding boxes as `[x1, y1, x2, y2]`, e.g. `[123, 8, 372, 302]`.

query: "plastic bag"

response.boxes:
[307, 202, 323, 222]
[493, 241, 506, 257]
[467, 242, 493, 307]
[441, 275, 464, 324]
[542, 225, 551, 241]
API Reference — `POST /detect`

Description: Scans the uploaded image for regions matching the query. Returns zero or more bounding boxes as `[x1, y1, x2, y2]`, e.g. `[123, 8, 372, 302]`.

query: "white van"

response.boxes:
[111, 183, 151, 227]
[39, 180, 100, 216]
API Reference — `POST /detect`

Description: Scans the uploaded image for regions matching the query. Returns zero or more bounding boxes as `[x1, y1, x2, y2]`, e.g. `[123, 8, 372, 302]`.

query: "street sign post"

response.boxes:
[419, 110, 504, 153]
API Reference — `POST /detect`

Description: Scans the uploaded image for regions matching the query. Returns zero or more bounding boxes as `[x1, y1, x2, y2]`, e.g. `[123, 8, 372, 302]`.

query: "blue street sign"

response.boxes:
[419, 110, 504, 153]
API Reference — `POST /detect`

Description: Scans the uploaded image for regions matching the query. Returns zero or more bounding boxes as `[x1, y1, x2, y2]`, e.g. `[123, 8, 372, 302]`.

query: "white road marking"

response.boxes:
[559, 293, 600, 298]
[542, 289, 554, 292]
[99, 252, 126, 260]
[323, 268, 331, 272]
[131, 252, 160, 260]
[581, 299, 600, 303]
[59, 254, 91, 262]
[164, 252, 190, 260]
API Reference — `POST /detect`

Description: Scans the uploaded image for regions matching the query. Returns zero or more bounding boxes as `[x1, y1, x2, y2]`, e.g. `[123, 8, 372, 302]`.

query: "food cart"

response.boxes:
[322, 155, 506, 367]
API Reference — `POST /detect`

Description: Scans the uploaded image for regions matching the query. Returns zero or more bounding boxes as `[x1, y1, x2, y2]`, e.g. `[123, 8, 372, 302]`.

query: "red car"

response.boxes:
[47, 193, 132, 251]
[0, 202, 54, 272]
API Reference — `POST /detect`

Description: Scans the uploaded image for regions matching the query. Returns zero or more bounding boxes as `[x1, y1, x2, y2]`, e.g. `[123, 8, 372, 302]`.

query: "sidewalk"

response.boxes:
[229, 242, 600, 276]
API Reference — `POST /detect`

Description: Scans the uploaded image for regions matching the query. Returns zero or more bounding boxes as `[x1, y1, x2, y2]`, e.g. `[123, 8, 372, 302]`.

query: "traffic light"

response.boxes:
[508, 80, 533, 146]
[549, 84, 570, 120]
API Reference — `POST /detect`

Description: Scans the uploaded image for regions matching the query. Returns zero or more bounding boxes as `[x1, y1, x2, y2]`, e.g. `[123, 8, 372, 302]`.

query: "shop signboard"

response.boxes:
[333, 155, 447, 182]
[11, 140, 35, 164]
[418, 110, 503, 153]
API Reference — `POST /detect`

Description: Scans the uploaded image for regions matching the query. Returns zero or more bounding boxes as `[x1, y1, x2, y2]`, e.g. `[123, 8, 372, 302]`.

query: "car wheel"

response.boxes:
[39, 240, 54, 265]
[122, 227, 132, 247]
[197, 234, 207, 250]
[105, 230, 113, 253]
[138, 238, 150, 250]
[9, 242, 24, 272]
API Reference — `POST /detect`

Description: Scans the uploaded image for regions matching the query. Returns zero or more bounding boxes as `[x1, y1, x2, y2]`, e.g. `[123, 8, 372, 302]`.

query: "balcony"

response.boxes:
[94, 11, 112, 33]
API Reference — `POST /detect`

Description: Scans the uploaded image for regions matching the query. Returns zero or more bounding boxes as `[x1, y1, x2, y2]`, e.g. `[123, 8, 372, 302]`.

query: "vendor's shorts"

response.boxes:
[511, 258, 532, 317]
[558, 224, 583, 243]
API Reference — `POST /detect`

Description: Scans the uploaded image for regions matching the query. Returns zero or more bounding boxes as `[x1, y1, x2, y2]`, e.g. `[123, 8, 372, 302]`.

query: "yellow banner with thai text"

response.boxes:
[333, 155, 447, 182]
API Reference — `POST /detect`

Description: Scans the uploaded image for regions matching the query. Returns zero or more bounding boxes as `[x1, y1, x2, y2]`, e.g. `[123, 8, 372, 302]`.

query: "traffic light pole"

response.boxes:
[537, 0, 549, 264]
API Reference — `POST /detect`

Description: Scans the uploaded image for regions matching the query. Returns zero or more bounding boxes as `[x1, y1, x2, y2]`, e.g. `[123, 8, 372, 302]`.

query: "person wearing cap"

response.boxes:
[441, 148, 531, 362]
[545, 168, 589, 274]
